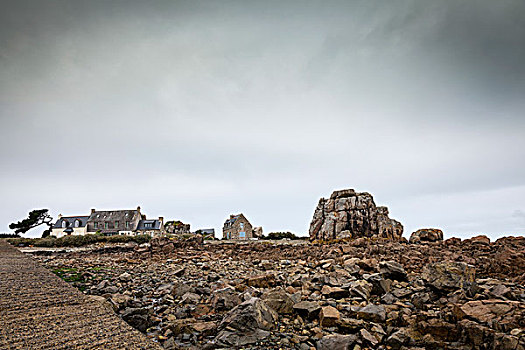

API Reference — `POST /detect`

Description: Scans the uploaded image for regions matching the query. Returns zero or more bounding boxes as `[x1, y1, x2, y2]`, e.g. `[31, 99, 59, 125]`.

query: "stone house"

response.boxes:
[223, 214, 253, 240]
[51, 215, 90, 238]
[86, 207, 143, 236]
[135, 217, 164, 236]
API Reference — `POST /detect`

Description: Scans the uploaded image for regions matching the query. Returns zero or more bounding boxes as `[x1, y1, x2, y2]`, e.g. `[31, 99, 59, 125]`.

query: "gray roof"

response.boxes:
[224, 214, 241, 226]
[136, 219, 162, 230]
[88, 210, 141, 222]
[53, 216, 89, 229]
[198, 228, 215, 234]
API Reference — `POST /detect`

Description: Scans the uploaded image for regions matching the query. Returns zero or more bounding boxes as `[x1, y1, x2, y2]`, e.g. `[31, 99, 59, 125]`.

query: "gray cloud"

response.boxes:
[1, 0, 524, 238]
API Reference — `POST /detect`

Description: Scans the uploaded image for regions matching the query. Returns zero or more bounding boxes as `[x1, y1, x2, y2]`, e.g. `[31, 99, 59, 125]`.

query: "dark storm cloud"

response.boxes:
[1, 0, 524, 238]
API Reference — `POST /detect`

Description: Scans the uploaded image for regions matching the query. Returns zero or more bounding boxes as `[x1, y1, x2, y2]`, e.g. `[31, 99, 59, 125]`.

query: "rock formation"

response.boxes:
[410, 228, 444, 244]
[309, 189, 403, 241]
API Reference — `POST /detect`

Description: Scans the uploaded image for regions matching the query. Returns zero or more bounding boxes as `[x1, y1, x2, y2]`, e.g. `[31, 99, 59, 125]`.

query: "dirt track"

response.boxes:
[0, 240, 161, 350]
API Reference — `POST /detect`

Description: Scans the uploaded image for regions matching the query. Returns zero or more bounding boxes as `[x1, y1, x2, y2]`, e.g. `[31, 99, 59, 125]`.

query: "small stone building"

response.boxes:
[135, 217, 165, 236]
[223, 214, 253, 240]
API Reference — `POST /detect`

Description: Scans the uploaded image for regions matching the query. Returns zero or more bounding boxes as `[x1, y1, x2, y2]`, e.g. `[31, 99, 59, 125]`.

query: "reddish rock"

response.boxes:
[309, 189, 403, 242]
[468, 235, 491, 245]
[320, 306, 340, 327]
[454, 300, 525, 330]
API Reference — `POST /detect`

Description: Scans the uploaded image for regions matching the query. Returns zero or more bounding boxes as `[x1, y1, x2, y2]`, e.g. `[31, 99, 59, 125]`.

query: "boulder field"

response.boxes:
[30, 235, 525, 349]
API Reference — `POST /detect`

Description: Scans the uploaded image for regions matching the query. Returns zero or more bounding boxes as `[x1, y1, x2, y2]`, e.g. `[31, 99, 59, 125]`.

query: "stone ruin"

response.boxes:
[309, 189, 403, 242]
[164, 220, 191, 235]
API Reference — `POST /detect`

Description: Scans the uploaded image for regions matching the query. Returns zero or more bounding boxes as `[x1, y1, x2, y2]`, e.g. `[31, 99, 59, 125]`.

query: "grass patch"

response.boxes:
[52, 267, 84, 283]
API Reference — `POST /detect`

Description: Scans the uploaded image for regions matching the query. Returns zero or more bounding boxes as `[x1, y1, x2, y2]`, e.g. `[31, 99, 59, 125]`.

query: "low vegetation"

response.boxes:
[263, 231, 305, 240]
[7, 234, 151, 247]
[0, 233, 21, 238]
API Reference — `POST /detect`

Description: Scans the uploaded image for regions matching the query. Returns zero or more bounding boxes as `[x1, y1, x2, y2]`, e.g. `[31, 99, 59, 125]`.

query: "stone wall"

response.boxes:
[309, 189, 403, 241]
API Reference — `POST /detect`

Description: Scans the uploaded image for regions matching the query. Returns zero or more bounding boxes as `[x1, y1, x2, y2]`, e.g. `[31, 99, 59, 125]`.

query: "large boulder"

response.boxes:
[262, 287, 294, 314]
[422, 262, 476, 293]
[213, 297, 278, 347]
[409, 228, 444, 244]
[317, 334, 357, 350]
[454, 300, 524, 331]
[309, 189, 403, 242]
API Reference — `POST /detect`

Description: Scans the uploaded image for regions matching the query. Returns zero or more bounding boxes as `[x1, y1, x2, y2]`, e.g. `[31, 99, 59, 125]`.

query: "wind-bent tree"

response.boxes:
[9, 209, 54, 238]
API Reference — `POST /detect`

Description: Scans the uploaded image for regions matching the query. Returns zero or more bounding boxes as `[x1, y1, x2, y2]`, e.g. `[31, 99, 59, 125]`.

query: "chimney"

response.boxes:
[58, 214, 62, 219]
[91, 208, 95, 214]
[137, 206, 141, 213]
[158, 216, 164, 224]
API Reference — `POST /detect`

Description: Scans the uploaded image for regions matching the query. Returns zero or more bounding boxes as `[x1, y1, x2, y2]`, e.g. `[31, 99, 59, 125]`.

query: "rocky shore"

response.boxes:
[30, 236, 525, 349]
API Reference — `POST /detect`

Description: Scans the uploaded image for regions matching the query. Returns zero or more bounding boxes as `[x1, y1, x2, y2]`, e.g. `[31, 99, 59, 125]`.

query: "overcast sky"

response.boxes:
[1, 0, 524, 239]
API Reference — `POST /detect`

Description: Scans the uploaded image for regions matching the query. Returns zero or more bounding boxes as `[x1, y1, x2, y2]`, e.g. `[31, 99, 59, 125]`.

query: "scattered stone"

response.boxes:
[321, 285, 349, 299]
[293, 301, 321, 320]
[245, 273, 276, 288]
[262, 287, 294, 314]
[348, 280, 372, 300]
[317, 334, 357, 350]
[350, 304, 386, 323]
[379, 261, 407, 281]
[320, 306, 340, 327]
[34, 229, 525, 350]
[119, 272, 132, 282]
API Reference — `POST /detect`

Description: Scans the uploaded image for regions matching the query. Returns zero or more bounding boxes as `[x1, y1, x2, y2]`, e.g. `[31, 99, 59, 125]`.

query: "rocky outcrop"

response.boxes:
[309, 189, 403, 241]
[410, 228, 444, 243]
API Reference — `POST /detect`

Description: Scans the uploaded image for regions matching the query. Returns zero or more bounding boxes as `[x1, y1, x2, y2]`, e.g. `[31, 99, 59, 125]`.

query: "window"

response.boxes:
[114, 221, 119, 228]
[74, 220, 80, 228]
[94, 222, 98, 229]
[145, 222, 153, 228]
[61, 220, 67, 228]
[239, 231, 245, 238]
[104, 222, 109, 229]
[240, 223, 244, 229]
[126, 221, 130, 229]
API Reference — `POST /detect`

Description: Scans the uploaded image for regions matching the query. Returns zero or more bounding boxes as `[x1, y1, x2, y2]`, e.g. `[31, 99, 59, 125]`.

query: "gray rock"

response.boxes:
[421, 262, 476, 294]
[309, 189, 403, 242]
[348, 280, 373, 300]
[317, 334, 357, 350]
[214, 297, 278, 347]
[379, 261, 407, 281]
[119, 272, 132, 282]
[293, 301, 321, 320]
[211, 286, 242, 312]
[262, 287, 294, 314]
[350, 304, 386, 323]
[365, 273, 392, 295]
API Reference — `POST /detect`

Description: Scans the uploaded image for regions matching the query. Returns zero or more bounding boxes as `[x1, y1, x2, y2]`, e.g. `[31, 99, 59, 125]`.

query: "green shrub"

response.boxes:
[266, 231, 299, 240]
